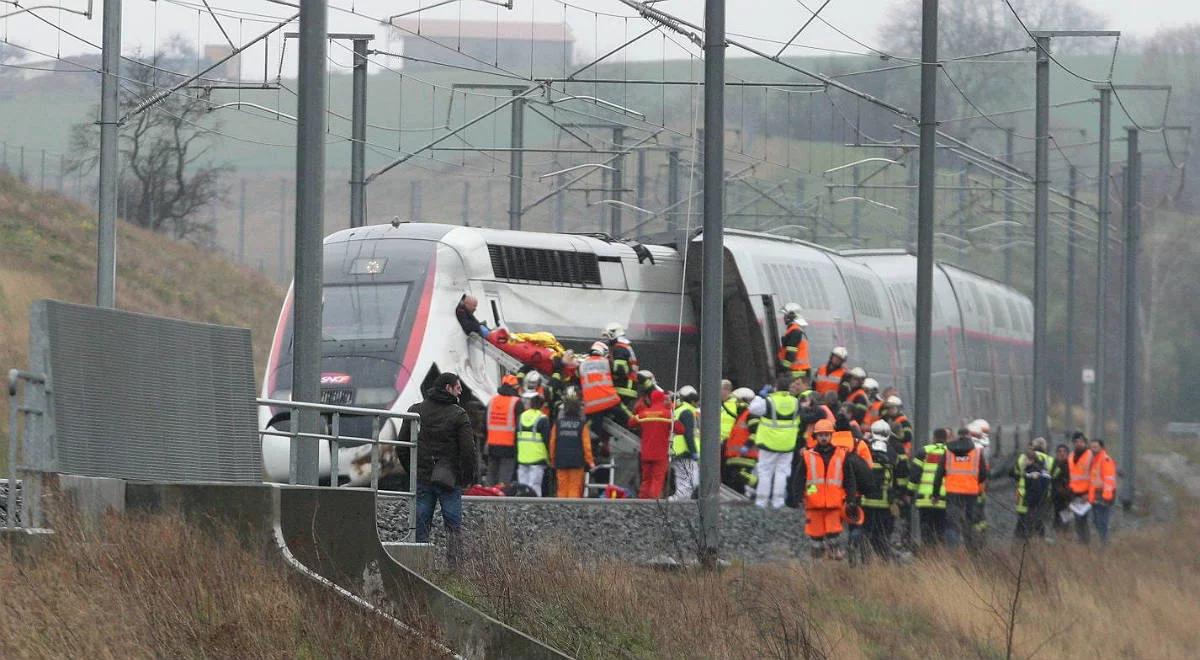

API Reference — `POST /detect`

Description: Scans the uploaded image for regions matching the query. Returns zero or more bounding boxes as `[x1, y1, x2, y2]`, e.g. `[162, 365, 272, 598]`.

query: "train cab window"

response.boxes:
[321, 283, 411, 341]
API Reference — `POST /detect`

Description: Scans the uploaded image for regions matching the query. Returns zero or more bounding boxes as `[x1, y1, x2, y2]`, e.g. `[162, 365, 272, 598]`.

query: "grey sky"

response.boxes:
[3, 0, 1198, 71]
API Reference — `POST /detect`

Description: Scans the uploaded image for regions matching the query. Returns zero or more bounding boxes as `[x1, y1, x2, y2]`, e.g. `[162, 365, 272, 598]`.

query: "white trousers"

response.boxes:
[755, 449, 793, 509]
[670, 457, 699, 501]
[517, 464, 546, 497]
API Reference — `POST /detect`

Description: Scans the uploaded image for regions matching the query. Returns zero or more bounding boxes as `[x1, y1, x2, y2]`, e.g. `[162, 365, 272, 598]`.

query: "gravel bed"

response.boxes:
[377, 497, 811, 565]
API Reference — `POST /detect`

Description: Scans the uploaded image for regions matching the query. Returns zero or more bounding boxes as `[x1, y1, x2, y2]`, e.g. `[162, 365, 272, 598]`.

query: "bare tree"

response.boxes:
[67, 41, 232, 242]
[1142, 24, 1200, 212]
[877, 0, 1107, 118]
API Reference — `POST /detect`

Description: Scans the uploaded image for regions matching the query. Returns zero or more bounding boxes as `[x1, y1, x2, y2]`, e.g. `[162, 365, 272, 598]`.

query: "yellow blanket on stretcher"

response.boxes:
[507, 331, 565, 356]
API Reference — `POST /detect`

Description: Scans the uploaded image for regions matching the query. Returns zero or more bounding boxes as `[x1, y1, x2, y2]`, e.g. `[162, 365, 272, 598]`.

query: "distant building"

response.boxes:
[386, 19, 574, 75]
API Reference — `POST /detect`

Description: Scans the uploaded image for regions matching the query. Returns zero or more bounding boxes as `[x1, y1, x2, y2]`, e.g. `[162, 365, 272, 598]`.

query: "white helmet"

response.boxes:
[871, 438, 890, 453]
[732, 387, 756, 402]
[849, 367, 867, 379]
[970, 418, 991, 436]
[863, 377, 880, 392]
[589, 341, 609, 357]
[885, 395, 902, 408]
[601, 322, 625, 340]
[522, 371, 542, 389]
[831, 346, 848, 360]
[870, 419, 892, 440]
[636, 369, 656, 390]
[782, 302, 804, 322]
[677, 385, 699, 402]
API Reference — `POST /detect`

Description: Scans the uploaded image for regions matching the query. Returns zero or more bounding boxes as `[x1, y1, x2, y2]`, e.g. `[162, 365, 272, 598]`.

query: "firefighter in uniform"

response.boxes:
[722, 388, 758, 497]
[776, 303, 811, 380]
[603, 322, 640, 408]
[813, 347, 848, 398]
[1012, 436, 1053, 540]
[862, 420, 901, 560]
[843, 367, 870, 421]
[910, 427, 950, 547]
[862, 378, 883, 426]
[485, 374, 521, 485]
[515, 393, 551, 496]
[669, 386, 701, 501]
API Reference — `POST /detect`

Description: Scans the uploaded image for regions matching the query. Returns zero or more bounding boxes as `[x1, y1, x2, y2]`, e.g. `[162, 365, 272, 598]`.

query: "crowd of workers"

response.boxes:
[455, 296, 1119, 559]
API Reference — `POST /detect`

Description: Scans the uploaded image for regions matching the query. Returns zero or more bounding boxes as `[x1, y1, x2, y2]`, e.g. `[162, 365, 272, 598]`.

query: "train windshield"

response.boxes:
[321, 283, 411, 341]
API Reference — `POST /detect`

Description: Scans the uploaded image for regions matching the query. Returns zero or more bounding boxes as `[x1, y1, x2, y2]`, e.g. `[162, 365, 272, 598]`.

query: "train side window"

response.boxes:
[489, 298, 502, 327]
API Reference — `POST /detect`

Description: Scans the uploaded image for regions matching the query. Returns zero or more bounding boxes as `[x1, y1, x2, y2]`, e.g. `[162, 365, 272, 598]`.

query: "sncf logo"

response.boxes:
[320, 373, 352, 386]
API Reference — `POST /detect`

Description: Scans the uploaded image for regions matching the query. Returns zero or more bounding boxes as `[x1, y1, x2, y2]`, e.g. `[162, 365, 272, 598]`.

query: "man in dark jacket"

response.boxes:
[932, 428, 989, 552]
[399, 372, 479, 565]
[1051, 443, 1072, 536]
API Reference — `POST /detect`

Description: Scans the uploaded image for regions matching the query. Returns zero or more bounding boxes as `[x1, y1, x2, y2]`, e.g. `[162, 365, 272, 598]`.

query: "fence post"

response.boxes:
[409, 419, 419, 543]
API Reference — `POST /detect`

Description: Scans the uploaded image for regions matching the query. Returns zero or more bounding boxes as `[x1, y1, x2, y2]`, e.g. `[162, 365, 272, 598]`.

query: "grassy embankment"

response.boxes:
[0, 173, 283, 471]
[444, 509, 1199, 659]
[0, 509, 445, 658]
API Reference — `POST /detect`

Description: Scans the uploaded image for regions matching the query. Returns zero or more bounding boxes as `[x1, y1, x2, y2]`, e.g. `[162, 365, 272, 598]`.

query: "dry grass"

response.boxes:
[445, 515, 1200, 659]
[0, 173, 283, 470]
[0, 508, 445, 659]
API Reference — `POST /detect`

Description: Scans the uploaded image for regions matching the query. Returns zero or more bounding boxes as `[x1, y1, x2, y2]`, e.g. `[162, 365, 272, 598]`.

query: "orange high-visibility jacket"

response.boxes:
[802, 446, 848, 510]
[777, 322, 811, 374]
[864, 399, 883, 426]
[486, 395, 519, 447]
[1068, 449, 1094, 496]
[724, 409, 758, 460]
[580, 355, 621, 415]
[813, 364, 845, 397]
[943, 447, 983, 495]
[831, 430, 873, 467]
[1088, 450, 1117, 504]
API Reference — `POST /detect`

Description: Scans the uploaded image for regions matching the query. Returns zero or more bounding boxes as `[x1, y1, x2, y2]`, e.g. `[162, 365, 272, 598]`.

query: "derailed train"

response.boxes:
[259, 222, 1032, 484]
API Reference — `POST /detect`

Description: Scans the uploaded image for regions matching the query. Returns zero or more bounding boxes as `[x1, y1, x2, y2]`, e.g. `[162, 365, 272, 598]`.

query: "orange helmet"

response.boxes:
[501, 374, 519, 388]
[813, 419, 835, 435]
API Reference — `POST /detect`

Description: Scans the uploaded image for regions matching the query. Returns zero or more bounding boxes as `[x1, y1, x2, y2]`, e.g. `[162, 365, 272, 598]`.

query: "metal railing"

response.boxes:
[6, 368, 50, 530]
[257, 398, 421, 541]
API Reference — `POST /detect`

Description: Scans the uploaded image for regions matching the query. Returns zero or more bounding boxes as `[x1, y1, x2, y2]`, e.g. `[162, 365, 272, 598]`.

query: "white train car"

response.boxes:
[260, 222, 1032, 484]
[259, 222, 695, 484]
[685, 229, 1032, 436]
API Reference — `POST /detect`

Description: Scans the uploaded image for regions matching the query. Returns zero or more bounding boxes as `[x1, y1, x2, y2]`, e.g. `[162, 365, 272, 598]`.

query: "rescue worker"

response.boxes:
[910, 427, 951, 548]
[813, 347, 848, 398]
[1087, 438, 1117, 545]
[603, 322, 639, 407]
[1066, 431, 1094, 544]
[628, 373, 681, 499]
[800, 389, 837, 450]
[931, 427, 988, 552]
[839, 366, 866, 405]
[881, 395, 913, 452]
[776, 303, 811, 380]
[722, 387, 758, 496]
[515, 393, 551, 496]
[1051, 443, 1072, 536]
[549, 387, 594, 498]
[752, 376, 802, 509]
[1012, 437, 1053, 540]
[966, 419, 992, 536]
[484, 374, 521, 486]
[580, 341, 629, 430]
[796, 419, 861, 559]
[862, 378, 883, 426]
[522, 371, 549, 413]
[719, 381, 740, 445]
[861, 421, 898, 560]
[841, 368, 870, 422]
[669, 386, 701, 501]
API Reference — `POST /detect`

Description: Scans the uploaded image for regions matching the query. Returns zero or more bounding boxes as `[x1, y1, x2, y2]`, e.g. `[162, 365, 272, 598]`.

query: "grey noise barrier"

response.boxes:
[17, 300, 566, 659]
